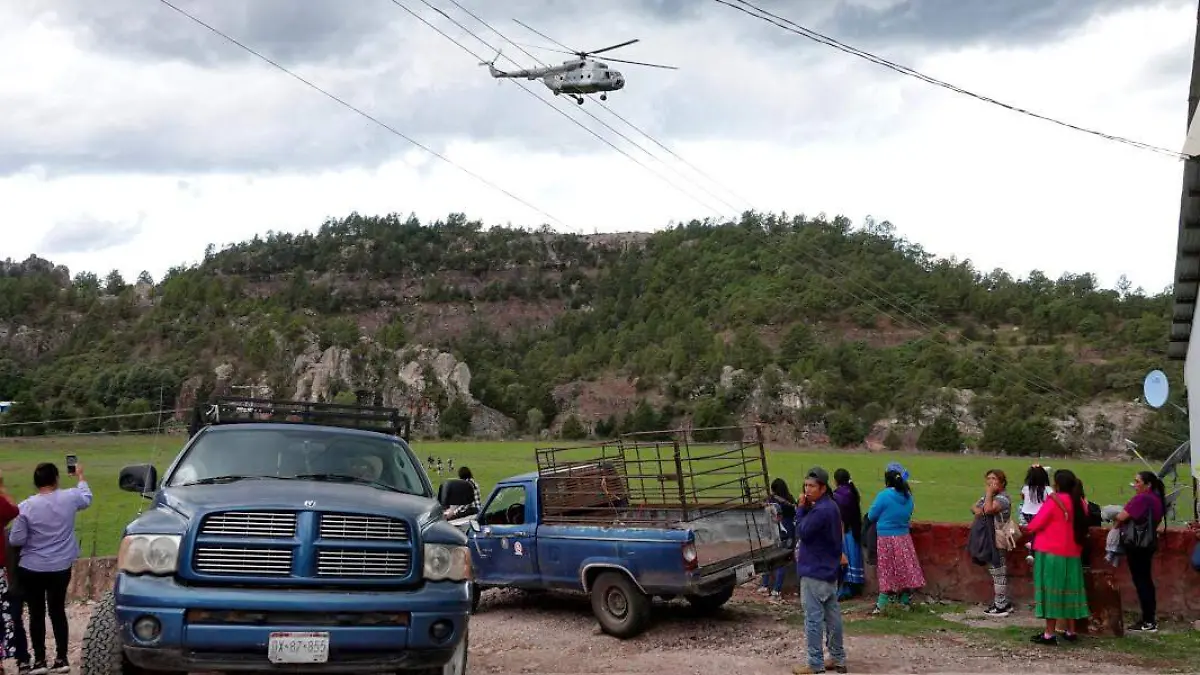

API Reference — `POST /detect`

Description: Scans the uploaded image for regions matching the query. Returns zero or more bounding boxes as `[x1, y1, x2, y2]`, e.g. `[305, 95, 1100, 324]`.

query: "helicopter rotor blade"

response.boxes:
[512, 19, 578, 55]
[511, 41, 577, 57]
[596, 55, 678, 70]
[584, 39, 639, 56]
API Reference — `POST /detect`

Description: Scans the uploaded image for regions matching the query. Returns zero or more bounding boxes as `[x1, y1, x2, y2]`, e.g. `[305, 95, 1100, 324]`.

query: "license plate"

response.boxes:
[734, 563, 755, 583]
[268, 632, 330, 664]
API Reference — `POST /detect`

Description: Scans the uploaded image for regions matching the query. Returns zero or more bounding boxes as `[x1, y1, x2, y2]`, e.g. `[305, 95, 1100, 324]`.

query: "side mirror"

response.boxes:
[119, 464, 158, 495]
[469, 519, 481, 532]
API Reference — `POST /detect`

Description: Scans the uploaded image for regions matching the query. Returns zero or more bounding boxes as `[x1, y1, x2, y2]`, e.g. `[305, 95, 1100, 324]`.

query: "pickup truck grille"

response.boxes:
[319, 513, 409, 541]
[200, 511, 297, 538]
[193, 546, 293, 576]
[316, 549, 412, 577]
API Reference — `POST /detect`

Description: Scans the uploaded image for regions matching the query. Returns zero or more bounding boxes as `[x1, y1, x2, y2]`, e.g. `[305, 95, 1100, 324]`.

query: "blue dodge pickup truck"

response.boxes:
[81, 397, 471, 675]
[452, 427, 790, 638]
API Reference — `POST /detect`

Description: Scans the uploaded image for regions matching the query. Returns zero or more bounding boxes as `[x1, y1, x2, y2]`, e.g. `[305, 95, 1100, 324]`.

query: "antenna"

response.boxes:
[1143, 370, 1169, 409]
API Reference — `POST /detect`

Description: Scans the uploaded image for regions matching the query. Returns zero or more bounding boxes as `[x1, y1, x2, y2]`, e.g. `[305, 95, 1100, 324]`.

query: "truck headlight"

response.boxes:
[423, 543, 470, 582]
[118, 535, 182, 575]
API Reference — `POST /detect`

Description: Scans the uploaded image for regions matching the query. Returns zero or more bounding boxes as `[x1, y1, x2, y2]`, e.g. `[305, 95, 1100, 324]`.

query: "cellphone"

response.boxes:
[66, 455, 77, 475]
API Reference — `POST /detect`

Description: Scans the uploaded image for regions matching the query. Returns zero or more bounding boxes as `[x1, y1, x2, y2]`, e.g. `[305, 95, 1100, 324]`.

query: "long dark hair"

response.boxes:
[885, 469, 911, 499]
[1136, 471, 1167, 514]
[1025, 465, 1050, 502]
[834, 468, 863, 538]
[1053, 469, 1089, 547]
[770, 477, 796, 505]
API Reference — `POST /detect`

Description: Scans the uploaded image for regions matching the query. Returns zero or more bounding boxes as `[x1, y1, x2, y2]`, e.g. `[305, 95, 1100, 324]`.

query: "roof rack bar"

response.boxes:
[188, 396, 411, 440]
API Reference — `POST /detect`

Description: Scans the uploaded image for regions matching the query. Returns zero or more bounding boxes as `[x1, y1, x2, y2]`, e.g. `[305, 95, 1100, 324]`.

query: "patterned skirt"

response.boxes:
[876, 534, 926, 593]
[842, 531, 866, 585]
[1, 569, 13, 660]
[1034, 552, 1090, 620]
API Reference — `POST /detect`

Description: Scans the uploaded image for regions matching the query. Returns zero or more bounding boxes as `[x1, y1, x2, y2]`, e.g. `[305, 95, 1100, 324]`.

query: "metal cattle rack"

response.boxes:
[188, 396, 412, 441]
[534, 425, 772, 526]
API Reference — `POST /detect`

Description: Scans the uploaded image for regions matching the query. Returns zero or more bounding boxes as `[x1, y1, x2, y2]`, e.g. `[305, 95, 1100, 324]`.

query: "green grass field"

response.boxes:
[0, 434, 1185, 557]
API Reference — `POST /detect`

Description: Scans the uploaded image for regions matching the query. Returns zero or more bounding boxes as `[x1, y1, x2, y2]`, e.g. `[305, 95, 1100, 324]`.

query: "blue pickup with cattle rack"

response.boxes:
[80, 396, 471, 675]
[454, 425, 790, 639]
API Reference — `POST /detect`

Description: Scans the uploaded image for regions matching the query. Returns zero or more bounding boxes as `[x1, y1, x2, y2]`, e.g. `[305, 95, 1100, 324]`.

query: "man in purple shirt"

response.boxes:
[9, 462, 92, 674]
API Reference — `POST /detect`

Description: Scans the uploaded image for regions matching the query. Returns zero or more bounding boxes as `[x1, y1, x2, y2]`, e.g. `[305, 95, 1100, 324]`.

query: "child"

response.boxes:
[758, 478, 796, 600]
[1021, 465, 1054, 564]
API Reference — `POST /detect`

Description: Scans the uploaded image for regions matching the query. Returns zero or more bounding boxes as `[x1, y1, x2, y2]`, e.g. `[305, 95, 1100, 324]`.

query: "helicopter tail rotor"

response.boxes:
[479, 48, 505, 77]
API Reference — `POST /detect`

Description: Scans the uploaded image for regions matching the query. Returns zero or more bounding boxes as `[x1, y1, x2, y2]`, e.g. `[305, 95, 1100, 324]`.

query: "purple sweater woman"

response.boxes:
[9, 462, 92, 673]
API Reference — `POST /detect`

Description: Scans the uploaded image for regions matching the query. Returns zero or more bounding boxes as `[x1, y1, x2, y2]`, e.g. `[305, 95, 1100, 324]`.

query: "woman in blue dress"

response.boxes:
[832, 468, 865, 599]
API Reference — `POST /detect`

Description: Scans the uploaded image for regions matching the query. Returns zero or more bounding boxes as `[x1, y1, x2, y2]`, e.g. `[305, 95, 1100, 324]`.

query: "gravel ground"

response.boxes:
[15, 588, 1158, 675]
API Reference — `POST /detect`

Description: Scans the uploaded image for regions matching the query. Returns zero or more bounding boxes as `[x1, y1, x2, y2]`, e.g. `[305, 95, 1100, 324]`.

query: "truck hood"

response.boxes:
[158, 480, 438, 521]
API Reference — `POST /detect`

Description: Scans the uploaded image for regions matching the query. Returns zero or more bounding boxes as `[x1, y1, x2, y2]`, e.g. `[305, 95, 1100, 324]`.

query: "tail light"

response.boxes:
[681, 542, 698, 571]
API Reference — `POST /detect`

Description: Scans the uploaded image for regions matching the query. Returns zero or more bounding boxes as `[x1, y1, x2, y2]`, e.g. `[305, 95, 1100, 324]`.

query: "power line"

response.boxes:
[717, 0, 1190, 161]
[153, 0, 573, 230]
[440, 0, 756, 213]
[389, 0, 736, 219]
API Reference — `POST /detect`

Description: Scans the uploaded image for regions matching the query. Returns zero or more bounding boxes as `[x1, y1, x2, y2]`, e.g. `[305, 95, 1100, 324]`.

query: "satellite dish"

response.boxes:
[1143, 370, 1169, 409]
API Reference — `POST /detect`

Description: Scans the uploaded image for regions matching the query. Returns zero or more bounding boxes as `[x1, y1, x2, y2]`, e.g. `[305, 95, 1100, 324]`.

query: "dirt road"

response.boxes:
[42, 588, 1157, 674]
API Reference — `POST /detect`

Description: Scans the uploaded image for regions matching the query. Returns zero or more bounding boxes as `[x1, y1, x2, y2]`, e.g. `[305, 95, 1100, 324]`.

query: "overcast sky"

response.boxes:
[1, 0, 1194, 292]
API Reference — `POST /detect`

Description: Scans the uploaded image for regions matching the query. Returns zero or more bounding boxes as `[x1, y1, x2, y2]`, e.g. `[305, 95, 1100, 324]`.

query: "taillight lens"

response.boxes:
[681, 542, 698, 569]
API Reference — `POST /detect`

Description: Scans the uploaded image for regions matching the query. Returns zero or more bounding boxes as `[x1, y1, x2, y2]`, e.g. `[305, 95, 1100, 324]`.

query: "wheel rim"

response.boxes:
[605, 587, 629, 619]
[443, 634, 467, 675]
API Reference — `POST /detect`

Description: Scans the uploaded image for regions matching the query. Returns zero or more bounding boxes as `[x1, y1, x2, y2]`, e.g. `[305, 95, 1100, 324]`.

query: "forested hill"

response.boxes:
[0, 211, 1186, 458]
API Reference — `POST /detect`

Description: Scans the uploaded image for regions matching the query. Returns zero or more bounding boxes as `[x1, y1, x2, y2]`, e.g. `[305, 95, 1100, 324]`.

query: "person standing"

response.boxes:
[8, 462, 93, 674]
[831, 469, 865, 600]
[1114, 471, 1166, 633]
[1, 469, 21, 675]
[866, 462, 925, 613]
[970, 469, 1015, 617]
[1026, 469, 1090, 645]
[791, 467, 846, 675]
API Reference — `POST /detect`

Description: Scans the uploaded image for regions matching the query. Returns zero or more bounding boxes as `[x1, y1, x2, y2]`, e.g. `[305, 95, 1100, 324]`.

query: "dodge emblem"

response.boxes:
[304, 500, 316, 507]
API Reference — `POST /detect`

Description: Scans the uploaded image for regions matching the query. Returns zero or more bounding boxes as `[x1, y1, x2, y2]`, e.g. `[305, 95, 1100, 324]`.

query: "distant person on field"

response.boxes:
[1114, 471, 1166, 633]
[9, 462, 93, 674]
[830, 469, 864, 600]
[757, 478, 796, 600]
[791, 467, 846, 675]
[865, 462, 925, 614]
[1021, 465, 1054, 564]
[969, 469, 1015, 617]
[1, 468, 22, 675]
[1026, 469, 1090, 645]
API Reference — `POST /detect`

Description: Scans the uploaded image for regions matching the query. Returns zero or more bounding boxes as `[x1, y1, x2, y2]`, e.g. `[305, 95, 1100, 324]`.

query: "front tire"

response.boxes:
[81, 591, 166, 675]
[590, 571, 651, 639]
[412, 627, 468, 675]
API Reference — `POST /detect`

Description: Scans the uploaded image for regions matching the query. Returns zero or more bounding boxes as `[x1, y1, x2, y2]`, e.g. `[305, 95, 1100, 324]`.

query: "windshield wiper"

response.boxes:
[293, 473, 407, 494]
[182, 475, 289, 486]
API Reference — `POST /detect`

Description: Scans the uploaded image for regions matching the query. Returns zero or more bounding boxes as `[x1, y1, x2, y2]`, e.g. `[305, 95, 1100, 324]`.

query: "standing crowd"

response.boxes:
[759, 461, 1199, 675]
[1, 462, 93, 675]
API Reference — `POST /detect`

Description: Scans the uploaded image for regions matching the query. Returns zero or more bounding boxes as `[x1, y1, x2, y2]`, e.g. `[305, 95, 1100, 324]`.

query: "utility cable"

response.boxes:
[153, 0, 573, 230]
[718, 0, 1190, 161]
[441, 0, 756, 213]
[390, 0, 736, 220]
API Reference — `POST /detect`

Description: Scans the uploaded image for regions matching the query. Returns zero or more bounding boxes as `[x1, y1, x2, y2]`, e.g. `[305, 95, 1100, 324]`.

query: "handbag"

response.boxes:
[1120, 515, 1157, 551]
[861, 518, 878, 566]
[994, 511, 1019, 551]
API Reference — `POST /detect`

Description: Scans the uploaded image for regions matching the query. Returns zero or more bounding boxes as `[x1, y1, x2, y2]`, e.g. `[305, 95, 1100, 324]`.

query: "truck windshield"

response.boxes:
[165, 427, 429, 497]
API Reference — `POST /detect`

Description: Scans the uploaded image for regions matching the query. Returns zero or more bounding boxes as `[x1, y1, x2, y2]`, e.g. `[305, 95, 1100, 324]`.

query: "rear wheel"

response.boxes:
[685, 586, 735, 614]
[590, 571, 651, 639]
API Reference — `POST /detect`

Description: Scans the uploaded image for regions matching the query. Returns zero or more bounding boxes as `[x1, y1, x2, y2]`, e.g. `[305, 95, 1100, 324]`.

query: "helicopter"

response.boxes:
[479, 19, 677, 105]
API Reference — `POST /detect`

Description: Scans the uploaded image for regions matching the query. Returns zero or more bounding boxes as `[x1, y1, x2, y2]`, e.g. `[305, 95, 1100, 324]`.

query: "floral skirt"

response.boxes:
[842, 531, 866, 585]
[1, 569, 12, 660]
[876, 534, 926, 593]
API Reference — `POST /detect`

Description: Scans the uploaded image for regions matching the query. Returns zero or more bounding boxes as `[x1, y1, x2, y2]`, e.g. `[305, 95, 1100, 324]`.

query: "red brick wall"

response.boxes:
[898, 522, 1200, 618]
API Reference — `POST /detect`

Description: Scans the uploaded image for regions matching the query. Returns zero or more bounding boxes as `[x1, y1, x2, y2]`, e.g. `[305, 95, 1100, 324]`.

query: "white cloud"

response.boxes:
[0, 0, 1190, 293]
